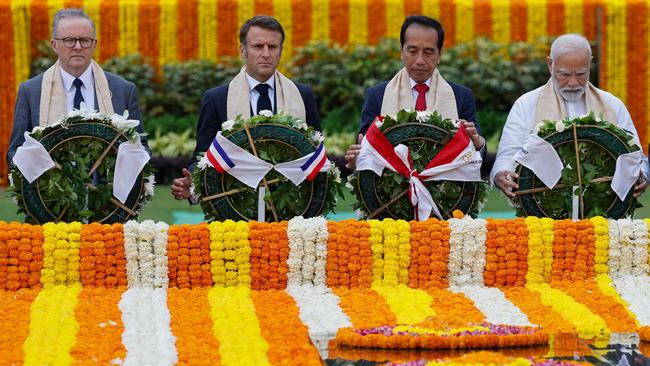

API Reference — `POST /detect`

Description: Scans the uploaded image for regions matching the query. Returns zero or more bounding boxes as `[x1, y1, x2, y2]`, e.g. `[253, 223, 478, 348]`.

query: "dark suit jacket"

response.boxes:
[190, 80, 321, 169]
[7, 70, 146, 163]
[359, 79, 480, 135]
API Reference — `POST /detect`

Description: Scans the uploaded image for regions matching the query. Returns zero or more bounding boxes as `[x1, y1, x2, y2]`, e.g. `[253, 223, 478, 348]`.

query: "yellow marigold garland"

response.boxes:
[41, 222, 82, 287]
[524, 217, 554, 284]
[208, 220, 251, 287]
[591, 216, 609, 275]
[372, 284, 435, 325]
[369, 219, 411, 287]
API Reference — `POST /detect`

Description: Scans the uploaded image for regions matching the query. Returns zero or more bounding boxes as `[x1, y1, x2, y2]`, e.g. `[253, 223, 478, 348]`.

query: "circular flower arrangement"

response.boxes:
[350, 109, 487, 220]
[8, 107, 154, 224]
[514, 113, 641, 219]
[192, 112, 344, 222]
[335, 321, 548, 349]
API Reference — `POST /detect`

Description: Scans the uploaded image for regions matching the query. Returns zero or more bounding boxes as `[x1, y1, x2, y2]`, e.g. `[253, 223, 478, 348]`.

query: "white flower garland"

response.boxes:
[447, 216, 487, 287]
[451, 285, 533, 326]
[123, 221, 169, 288]
[609, 219, 650, 325]
[287, 217, 328, 286]
[286, 284, 352, 340]
[119, 288, 177, 366]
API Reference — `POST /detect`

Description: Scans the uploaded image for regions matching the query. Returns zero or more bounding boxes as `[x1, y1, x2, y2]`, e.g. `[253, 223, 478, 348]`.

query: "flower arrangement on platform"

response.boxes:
[335, 322, 548, 349]
[8, 106, 154, 224]
[191, 112, 344, 222]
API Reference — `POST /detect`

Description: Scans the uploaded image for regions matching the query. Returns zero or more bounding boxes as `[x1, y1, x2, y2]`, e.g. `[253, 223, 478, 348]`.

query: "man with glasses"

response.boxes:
[7, 8, 146, 163]
[491, 33, 648, 198]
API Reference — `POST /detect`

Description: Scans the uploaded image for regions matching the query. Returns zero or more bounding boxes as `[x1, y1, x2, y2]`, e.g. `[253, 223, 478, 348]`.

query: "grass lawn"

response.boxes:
[2, 185, 650, 223]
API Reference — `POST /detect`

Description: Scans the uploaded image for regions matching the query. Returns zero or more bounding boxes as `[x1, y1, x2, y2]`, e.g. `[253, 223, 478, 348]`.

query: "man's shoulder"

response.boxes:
[19, 73, 45, 91]
[291, 80, 314, 95]
[446, 80, 474, 97]
[513, 85, 545, 106]
[367, 80, 390, 94]
[203, 83, 230, 100]
[104, 71, 136, 88]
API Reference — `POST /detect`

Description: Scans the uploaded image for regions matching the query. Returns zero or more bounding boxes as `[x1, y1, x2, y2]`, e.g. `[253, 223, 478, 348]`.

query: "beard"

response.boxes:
[551, 76, 586, 102]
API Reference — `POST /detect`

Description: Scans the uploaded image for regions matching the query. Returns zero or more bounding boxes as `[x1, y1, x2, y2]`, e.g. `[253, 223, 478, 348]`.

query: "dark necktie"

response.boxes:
[255, 83, 272, 115]
[73, 78, 84, 110]
[414, 83, 429, 111]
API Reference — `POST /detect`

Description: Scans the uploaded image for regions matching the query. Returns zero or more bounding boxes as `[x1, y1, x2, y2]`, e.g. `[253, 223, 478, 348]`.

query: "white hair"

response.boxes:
[549, 34, 591, 61]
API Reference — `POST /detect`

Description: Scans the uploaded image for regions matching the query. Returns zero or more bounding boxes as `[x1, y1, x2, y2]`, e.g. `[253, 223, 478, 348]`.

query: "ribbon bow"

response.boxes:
[201, 131, 331, 189]
[356, 117, 482, 220]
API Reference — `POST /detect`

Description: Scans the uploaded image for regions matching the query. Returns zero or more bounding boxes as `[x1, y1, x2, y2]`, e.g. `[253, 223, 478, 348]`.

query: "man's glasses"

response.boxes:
[54, 37, 96, 49]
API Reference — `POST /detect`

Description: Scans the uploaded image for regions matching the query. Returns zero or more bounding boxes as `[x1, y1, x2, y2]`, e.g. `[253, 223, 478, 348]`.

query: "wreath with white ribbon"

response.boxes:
[9, 104, 154, 224]
[513, 112, 643, 219]
[192, 111, 344, 222]
[350, 109, 487, 220]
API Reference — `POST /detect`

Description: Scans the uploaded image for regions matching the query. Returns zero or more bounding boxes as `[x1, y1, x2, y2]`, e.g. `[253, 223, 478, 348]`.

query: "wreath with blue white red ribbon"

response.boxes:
[192, 112, 344, 222]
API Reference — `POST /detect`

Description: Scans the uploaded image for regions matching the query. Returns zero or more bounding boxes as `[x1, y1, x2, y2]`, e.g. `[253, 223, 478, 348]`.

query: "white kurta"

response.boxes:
[490, 85, 649, 184]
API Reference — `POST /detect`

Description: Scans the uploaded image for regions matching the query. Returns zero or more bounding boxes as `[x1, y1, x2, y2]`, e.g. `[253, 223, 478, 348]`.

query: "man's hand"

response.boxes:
[460, 120, 485, 151]
[494, 170, 519, 198]
[344, 134, 364, 170]
[634, 175, 648, 197]
[171, 168, 193, 200]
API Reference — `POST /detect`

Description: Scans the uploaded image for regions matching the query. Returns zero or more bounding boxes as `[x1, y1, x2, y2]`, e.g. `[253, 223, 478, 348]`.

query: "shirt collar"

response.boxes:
[246, 73, 275, 92]
[409, 76, 432, 90]
[60, 65, 94, 92]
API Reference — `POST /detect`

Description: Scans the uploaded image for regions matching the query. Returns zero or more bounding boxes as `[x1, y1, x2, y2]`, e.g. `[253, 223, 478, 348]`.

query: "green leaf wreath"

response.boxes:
[514, 112, 641, 219]
[350, 109, 487, 220]
[192, 112, 345, 222]
[8, 108, 155, 224]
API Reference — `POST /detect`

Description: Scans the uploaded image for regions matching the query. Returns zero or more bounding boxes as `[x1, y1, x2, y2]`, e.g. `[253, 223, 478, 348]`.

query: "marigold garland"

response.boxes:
[80, 223, 127, 287]
[167, 223, 212, 289]
[524, 217, 554, 285]
[23, 283, 82, 366]
[70, 287, 126, 364]
[367, 219, 411, 287]
[501, 287, 576, 334]
[326, 220, 373, 288]
[168, 287, 221, 365]
[207, 286, 271, 365]
[41, 222, 82, 287]
[408, 219, 450, 289]
[373, 284, 436, 325]
[590, 216, 609, 275]
[550, 220, 595, 283]
[0, 288, 39, 365]
[249, 221, 289, 290]
[641, 326, 650, 342]
[333, 287, 397, 329]
[424, 288, 485, 327]
[484, 218, 528, 287]
[251, 289, 322, 365]
[208, 220, 251, 287]
[0, 221, 43, 290]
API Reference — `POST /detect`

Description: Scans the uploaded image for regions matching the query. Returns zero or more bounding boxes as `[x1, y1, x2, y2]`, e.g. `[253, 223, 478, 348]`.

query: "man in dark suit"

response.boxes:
[345, 15, 485, 169]
[7, 8, 146, 163]
[171, 15, 321, 200]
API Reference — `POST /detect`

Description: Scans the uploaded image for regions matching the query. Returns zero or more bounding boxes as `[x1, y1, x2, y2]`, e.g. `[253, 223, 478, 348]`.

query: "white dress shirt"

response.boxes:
[409, 77, 432, 106]
[246, 73, 275, 115]
[491, 85, 649, 183]
[60, 65, 96, 112]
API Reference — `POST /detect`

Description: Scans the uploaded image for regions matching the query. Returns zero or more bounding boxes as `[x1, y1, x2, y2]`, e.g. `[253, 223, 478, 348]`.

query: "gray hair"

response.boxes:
[549, 34, 591, 61]
[52, 8, 96, 38]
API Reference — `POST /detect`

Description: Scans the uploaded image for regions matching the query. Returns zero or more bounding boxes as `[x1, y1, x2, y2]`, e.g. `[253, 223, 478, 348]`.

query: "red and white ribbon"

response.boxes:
[356, 118, 482, 220]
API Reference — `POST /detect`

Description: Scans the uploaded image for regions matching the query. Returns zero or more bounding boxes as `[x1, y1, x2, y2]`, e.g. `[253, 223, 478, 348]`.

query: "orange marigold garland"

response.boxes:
[641, 326, 650, 342]
[552, 280, 638, 333]
[167, 223, 213, 288]
[168, 288, 222, 365]
[501, 287, 575, 334]
[251, 289, 322, 365]
[0, 288, 39, 364]
[70, 287, 126, 363]
[326, 220, 373, 288]
[551, 220, 595, 282]
[333, 287, 397, 329]
[80, 223, 127, 287]
[484, 218, 528, 287]
[424, 288, 485, 327]
[408, 219, 450, 289]
[0, 222, 43, 290]
[249, 221, 289, 290]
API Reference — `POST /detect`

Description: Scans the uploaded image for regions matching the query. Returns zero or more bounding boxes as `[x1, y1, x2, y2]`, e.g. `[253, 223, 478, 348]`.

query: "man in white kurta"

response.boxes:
[491, 33, 649, 198]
